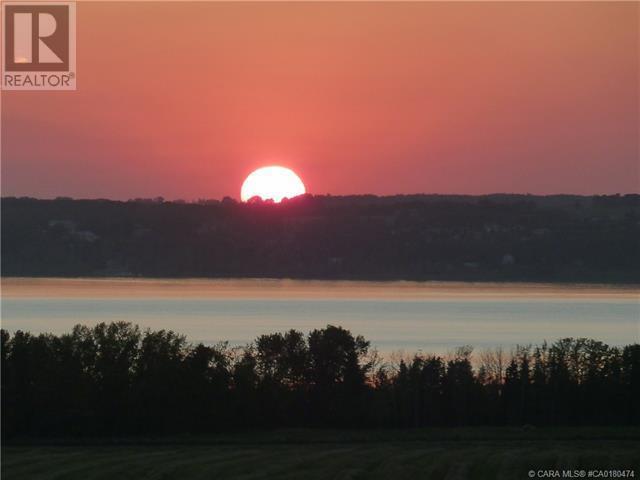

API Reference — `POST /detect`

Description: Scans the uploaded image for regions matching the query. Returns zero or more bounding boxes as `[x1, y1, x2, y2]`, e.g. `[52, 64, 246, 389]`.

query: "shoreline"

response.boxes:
[3, 276, 639, 301]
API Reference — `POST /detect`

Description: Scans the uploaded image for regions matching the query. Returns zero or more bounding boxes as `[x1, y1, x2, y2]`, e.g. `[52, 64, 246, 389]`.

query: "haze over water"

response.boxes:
[2, 278, 638, 354]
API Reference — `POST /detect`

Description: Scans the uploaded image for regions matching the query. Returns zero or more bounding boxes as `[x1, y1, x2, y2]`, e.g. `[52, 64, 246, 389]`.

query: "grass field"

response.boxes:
[3, 428, 640, 480]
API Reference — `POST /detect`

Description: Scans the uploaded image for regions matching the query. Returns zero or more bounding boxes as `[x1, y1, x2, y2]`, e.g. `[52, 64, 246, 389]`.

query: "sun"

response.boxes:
[241, 166, 306, 203]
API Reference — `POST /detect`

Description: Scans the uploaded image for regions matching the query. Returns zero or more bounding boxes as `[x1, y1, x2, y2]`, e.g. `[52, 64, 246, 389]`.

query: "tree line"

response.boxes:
[2, 322, 638, 438]
[3, 195, 639, 282]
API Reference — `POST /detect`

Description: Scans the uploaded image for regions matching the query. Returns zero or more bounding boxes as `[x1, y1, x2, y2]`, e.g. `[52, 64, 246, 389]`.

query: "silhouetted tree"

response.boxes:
[1, 323, 638, 437]
[183, 342, 232, 431]
[443, 347, 478, 426]
[621, 344, 640, 425]
[307, 325, 370, 426]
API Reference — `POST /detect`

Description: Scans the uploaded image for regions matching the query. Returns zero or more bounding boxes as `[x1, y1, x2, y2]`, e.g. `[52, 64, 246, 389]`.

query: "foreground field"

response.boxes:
[3, 429, 640, 480]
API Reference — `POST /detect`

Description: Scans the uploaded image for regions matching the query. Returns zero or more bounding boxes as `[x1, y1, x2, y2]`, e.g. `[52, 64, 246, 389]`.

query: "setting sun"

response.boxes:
[240, 166, 306, 203]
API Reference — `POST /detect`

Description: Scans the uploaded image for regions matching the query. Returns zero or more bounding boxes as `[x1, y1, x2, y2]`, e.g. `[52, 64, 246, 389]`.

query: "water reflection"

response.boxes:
[2, 278, 638, 354]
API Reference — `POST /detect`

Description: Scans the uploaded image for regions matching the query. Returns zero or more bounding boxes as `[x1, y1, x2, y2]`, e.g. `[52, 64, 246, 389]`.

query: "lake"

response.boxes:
[1, 278, 638, 354]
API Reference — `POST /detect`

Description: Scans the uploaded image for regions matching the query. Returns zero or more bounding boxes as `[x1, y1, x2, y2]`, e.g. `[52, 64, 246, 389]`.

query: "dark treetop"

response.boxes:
[1, 323, 639, 437]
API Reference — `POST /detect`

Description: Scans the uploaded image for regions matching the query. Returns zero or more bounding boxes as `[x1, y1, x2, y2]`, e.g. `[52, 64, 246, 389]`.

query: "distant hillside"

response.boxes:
[2, 194, 639, 282]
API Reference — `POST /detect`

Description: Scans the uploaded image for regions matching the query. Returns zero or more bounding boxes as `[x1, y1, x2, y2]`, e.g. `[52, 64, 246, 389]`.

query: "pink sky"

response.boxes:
[1, 1, 638, 200]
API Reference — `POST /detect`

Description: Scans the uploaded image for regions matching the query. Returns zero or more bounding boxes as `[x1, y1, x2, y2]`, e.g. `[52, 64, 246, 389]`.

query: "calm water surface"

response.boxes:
[2, 278, 638, 354]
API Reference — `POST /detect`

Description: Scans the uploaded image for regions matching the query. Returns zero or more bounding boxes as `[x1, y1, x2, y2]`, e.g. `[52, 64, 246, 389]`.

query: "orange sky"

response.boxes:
[1, 1, 638, 199]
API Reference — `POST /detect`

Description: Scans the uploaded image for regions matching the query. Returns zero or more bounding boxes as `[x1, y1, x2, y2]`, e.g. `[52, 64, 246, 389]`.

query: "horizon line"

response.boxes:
[2, 192, 639, 203]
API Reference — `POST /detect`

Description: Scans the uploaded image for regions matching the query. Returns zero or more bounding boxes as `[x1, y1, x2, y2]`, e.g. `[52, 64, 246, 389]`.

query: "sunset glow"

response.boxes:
[2, 2, 637, 200]
[240, 166, 306, 203]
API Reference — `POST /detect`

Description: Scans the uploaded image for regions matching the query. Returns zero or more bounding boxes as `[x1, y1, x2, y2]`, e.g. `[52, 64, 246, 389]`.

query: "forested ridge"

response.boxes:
[2, 323, 638, 438]
[2, 194, 639, 282]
